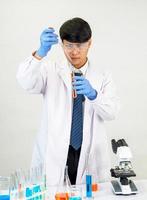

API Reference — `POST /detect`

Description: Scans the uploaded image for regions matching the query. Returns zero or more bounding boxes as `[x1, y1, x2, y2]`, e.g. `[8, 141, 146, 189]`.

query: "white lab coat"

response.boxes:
[17, 55, 120, 186]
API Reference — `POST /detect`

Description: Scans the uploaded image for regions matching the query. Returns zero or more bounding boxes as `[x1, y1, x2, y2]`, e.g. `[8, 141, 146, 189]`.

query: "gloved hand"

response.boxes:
[73, 76, 97, 100]
[36, 28, 58, 57]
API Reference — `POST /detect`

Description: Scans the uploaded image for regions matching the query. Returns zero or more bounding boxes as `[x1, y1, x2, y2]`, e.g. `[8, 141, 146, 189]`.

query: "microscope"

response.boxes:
[110, 139, 138, 195]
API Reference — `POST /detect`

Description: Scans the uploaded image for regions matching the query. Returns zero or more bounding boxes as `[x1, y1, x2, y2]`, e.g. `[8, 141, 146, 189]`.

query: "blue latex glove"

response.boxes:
[36, 28, 58, 57]
[73, 76, 97, 100]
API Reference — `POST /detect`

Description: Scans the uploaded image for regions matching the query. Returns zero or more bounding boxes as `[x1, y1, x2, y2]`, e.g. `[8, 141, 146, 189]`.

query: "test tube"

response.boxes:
[86, 175, 92, 198]
[71, 72, 77, 98]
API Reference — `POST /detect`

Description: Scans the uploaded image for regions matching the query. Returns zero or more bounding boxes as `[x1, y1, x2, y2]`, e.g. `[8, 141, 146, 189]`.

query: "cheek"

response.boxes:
[81, 51, 88, 58]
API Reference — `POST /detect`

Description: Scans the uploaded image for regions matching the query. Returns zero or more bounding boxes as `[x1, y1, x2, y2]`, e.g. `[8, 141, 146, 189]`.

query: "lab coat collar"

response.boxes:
[68, 59, 89, 76]
[57, 58, 90, 90]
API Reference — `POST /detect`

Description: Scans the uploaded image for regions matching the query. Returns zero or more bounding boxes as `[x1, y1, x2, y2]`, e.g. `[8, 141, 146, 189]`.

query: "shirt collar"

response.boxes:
[68, 59, 89, 76]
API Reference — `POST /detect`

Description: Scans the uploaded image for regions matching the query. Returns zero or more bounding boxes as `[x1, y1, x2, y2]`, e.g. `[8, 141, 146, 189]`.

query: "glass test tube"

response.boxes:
[71, 72, 77, 98]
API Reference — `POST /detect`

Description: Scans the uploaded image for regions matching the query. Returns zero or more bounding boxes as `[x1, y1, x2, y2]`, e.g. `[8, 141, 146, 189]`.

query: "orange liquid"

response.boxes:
[55, 193, 69, 200]
[71, 73, 77, 98]
[92, 183, 99, 191]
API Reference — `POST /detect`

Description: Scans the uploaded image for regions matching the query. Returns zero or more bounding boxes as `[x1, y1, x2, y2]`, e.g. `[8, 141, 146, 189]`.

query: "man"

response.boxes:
[17, 17, 119, 186]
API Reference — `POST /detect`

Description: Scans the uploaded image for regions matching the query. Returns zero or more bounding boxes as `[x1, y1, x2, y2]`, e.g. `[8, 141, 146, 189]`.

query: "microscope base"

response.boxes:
[111, 180, 138, 195]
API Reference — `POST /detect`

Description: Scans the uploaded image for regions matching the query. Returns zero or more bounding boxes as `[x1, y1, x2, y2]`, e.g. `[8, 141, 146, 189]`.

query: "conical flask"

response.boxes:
[64, 166, 71, 188]
[55, 166, 70, 200]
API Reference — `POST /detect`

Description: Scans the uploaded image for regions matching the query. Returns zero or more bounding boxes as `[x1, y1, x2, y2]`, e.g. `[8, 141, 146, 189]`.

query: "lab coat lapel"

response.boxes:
[57, 60, 72, 91]
[85, 61, 99, 89]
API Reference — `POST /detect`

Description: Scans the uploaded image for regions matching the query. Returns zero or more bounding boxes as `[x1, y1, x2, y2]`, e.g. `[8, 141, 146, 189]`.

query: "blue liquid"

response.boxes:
[69, 197, 81, 200]
[86, 175, 92, 198]
[26, 185, 42, 200]
[0, 195, 10, 200]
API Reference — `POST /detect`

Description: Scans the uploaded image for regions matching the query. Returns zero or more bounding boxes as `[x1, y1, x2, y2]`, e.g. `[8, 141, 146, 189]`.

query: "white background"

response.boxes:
[0, 0, 147, 180]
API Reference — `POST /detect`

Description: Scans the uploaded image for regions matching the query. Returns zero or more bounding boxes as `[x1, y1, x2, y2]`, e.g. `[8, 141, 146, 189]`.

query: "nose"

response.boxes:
[71, 47, 80, 55]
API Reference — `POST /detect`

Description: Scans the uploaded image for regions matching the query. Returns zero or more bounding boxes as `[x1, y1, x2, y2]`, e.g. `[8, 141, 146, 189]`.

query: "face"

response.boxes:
[62, 39, 92, 68]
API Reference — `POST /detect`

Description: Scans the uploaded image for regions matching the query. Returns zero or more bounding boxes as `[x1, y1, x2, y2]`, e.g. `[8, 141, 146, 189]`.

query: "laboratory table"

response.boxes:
[93, 180, 147, 200]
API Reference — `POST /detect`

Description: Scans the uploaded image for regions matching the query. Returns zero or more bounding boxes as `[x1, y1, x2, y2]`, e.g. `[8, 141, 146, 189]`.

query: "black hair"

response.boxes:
[59, 17, 92, 43]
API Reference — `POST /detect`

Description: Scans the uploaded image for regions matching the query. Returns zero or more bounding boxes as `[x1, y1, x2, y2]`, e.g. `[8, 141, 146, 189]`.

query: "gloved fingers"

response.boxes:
[72, 80, 83, 86]
[76, 90, 85, 95]
[73, 85, 84, 90]
[43, 36, 58, 42]
[43, 32, 58, 37]
[42, 32, 58, 39]
[74, 76, 84, 81]
[42, 28, 55, 34]
[41, 29, 58, 42]
[49, 40, 59, 45]
[43, 40, 58, 47]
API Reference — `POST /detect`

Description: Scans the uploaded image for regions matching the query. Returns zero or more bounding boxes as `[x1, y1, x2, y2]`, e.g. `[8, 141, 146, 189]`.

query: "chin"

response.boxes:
[71, 60, 80, 66]
[72, 61, 79, 65]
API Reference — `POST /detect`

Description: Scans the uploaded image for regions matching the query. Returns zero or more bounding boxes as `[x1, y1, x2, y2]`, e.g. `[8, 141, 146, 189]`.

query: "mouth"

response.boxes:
[71, 57, 80, 60]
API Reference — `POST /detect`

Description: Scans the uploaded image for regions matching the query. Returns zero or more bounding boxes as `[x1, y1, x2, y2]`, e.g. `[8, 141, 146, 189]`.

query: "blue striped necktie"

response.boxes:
[70, 72, 85, 150]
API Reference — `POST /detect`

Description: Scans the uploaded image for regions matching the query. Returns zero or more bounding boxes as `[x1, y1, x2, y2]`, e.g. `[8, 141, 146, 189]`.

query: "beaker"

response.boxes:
[69, 185, 82, 200]
[0, 176, 10, 199]
[55, 185, 69, 200]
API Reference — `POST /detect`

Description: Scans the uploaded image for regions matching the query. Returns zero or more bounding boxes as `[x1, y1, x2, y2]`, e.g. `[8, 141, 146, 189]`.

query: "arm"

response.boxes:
[16, 55, 50, 94]
[89, 72, 120, 121]
[16, 27, 58, 94]
[73, 71, 120, 120]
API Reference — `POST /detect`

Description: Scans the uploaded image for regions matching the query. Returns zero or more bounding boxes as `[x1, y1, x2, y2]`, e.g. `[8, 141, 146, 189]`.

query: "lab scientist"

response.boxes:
[17, 17, 120, 186]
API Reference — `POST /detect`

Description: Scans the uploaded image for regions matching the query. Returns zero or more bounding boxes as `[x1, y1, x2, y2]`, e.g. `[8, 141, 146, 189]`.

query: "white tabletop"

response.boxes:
[92, 180, 147, 200]
[46, 180, 147, 200]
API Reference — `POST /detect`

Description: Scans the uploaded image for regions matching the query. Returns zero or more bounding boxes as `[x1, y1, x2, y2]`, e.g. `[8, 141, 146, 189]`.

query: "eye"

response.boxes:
[66, 44, 73, 48]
